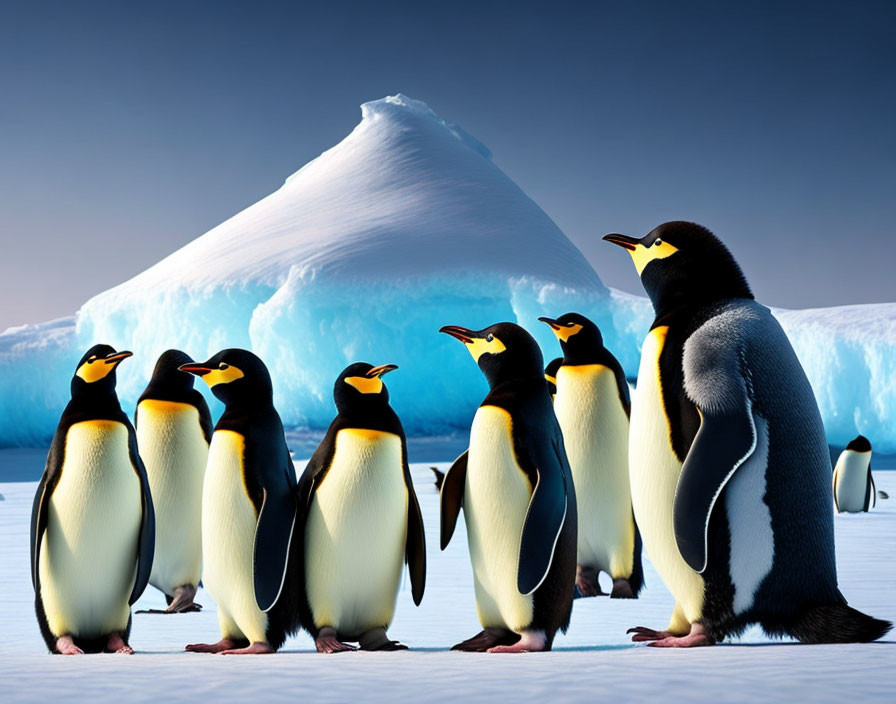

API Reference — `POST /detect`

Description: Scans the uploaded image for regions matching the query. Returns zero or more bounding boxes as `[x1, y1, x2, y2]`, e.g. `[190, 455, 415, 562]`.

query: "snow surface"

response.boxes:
[0, 94, 893, 450]
[0, 461, 894, 703]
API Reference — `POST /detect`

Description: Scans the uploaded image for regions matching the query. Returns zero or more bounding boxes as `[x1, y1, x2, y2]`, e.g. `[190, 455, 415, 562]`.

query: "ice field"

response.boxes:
[0, 448, 893, 703]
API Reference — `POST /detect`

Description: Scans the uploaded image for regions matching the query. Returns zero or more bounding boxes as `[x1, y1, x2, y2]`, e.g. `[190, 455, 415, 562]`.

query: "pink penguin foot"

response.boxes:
[186, 637, 241, 653]
[105, 633, 133, 654]
[55, 636, 84, 655]
[487, 630, 547, 653]
[316, 627, 357, 654]
[220, 641, 274, 655]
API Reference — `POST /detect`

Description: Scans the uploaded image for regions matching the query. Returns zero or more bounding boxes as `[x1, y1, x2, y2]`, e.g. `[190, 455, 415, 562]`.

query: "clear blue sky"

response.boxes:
[2, 1, 894, 329]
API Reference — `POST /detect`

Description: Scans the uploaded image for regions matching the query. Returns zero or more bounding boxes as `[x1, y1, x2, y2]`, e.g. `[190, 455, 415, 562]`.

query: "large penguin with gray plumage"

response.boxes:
[180, 349, 300, 654]
[135, 349, 212, 613]
[31, 344, 155, 654]
[439, 322, 576, 652]
[604, 221, 891, 646]
[296, 362, 426, 653]
[539, 313, 643, 599]
[833, 435, 877, 513]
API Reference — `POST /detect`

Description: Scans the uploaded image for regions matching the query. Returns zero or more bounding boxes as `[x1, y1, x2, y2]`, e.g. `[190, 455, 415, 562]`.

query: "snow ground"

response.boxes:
[0, 455, 894, 703]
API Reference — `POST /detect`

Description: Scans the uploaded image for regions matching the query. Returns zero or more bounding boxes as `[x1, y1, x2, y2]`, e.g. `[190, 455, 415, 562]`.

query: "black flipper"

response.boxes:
[517, 438, 569, 595]
[864, 463, 875, 512]
[127, 429, 156, 605]
[439, 450, 468, 550]
[401, 439, 426, 605]
[673, 405, 755, 574]
[254, 478, 298, 612]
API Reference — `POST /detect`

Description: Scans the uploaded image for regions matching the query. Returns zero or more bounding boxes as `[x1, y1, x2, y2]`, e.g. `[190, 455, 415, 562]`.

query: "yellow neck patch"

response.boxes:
[75, 359, 116, 383]
[465, 336, 506, 362]
[544, 373, 557, 386]
[345, 376, 383, 394]
[629, 240, 679, 275]
[551, 323, 583, 342]
[200, 365, 245, 388]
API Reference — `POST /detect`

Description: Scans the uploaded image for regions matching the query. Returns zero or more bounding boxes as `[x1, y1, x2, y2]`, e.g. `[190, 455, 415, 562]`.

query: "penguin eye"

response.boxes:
[654, 238, 663, 247]
[87, 356, 96, 364]
[486, 333, 494, 342]
[218, 363, 229, 370]
[566, 322, 576, 327]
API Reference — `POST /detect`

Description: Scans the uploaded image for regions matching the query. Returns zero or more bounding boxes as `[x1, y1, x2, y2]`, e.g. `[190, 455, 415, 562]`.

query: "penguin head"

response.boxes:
[440, 322, 544, 388]
[538, 312, 603, 363]
[544, 357, 563, 396]
[333, 362, 397, 414]
[72, 344, 132, 396]
[603, 222, 753, 315]
[179, 348, 272, 407]
[146, 349, 199, 397]
[845, 435, 872, 453]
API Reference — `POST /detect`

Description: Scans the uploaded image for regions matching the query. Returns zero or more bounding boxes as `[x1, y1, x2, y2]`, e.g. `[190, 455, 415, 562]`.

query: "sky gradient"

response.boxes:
[1, 1, 894, 329]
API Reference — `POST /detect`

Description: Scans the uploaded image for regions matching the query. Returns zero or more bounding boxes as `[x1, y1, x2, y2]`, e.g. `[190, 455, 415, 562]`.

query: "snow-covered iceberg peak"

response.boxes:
[69, 95, 609, 435]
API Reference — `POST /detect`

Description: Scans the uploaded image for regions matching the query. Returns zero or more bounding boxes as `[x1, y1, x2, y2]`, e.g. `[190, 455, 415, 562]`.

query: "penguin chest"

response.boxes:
[554, 365, 633, 572]
[833, 452, 873, 513]
[39, 420, 140, 637]
[305, 429, 408, 636]
[629, 327, 705, 621]
[201, 430, 267, 642]
[136, 400, 208, 591]
[464, 405, 534, 632]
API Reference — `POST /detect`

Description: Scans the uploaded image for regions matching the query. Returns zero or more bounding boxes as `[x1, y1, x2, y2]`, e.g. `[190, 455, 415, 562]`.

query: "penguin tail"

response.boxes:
[788, 603, 892, 644]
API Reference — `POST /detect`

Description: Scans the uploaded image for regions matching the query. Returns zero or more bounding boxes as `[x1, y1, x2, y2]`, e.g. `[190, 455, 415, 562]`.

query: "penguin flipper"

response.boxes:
[31, 425, 68, 595]
[253, 480, 298, 612]
[401, 440, 426, 605]
[833, 462, 842, 512]
[439, 450, 468, 550]
[865, 464, 876, 511]
[517, 439, 569, 596]
[128, 429, 156, 605]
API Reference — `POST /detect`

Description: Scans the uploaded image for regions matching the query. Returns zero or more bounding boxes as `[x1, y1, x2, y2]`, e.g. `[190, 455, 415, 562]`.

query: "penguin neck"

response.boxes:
[68, 385, 125, 419]
[648, 283, 753, 329]
[561, 343, 605, 366]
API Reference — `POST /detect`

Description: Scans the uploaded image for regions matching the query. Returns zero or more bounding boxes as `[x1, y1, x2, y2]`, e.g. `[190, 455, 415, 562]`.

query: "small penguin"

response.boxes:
[604, 221, 891, 646]
[544, 358, 562, 399]
[539, 313, 643, 599]
[439, 322, 576, 652]
[135, 350, 213, 613]
[31, 345, 155, 654]
[297, 363, 426, 653]
[833, 436, 876, 513]
[180, 349, 299, 654]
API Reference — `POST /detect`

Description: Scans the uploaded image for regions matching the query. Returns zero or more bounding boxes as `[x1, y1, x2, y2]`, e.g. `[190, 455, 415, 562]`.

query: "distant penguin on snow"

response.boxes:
[180, 349, 300, 654]
[439, 322, 576, 652]
[136, 349, 212, 613]
[297, 363, 426, 652]
[539, 313, 643, 599]
[604, 221, 891, 646]
[31, 345, 155, 654]
[833, 436, 877, 513]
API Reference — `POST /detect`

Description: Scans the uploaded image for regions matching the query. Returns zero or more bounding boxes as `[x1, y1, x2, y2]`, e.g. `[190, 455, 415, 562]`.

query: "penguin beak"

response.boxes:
[103, 351, 133, 365]
[178, 363, 211, 377]
[366, 364, 398, 378]
[537, 316, 561, 331]
[439, 325, 475, 344]
[602, 233, 640, 251]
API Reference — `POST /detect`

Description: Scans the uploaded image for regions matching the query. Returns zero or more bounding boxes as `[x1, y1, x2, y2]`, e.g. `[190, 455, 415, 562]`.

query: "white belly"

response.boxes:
[464, 405, 534, 632]
[202, 430, 268, 643]
[39, 420, 140, 638]
[305, 429, 408, 638]
[554, 365, 634, 576]
[629, 327, 705, 622]
[136, 400, 208, 593]
[833, 450, 873, 513]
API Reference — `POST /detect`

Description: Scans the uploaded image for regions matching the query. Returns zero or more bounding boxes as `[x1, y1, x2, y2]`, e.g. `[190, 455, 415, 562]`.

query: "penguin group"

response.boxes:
[30, 221, 890, 655]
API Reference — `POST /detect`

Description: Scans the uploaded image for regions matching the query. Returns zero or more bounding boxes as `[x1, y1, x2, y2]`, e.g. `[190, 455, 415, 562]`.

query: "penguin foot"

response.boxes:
[610, 578, 636, 599]
[219, 642, 274, 655]
[186, 637, 243, 653]
[487, 630, 547, 653]
[451, 629, 519, 652]
[358, 627, 408, 651]
[643, 624, 714, 648]
[165, 584, 202, 613]
[105, 633, 134, 654]
[575, 566, 605, 597]
[55, 636, 84, 655]
[627, 626, 671, 642]
[316, 627, 358, 654]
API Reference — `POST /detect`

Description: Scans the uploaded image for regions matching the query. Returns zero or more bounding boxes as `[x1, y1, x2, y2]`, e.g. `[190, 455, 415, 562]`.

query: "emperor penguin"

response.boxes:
[604, 221, 891, 646]
[31, 345, 155, 654]
[544, 358, 562, 399]
[297, 363, 426, 653]
[439, 322, 577, 652]
[135, 349, 213, 613]
[180, 349, 300, 654]
[539, 313, 643, 599]
[833, 436, 876, 513]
